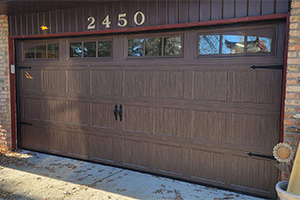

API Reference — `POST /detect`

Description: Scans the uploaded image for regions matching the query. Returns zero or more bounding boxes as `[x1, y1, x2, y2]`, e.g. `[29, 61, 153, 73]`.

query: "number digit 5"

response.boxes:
[118, 13, 127, 27]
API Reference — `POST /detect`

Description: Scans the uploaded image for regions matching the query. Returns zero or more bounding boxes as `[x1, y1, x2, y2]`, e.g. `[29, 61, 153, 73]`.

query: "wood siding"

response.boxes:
[9, 0, 289, 36]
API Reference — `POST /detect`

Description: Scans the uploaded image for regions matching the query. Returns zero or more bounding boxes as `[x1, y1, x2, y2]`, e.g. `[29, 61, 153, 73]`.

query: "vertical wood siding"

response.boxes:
[8, 0, 289, 36]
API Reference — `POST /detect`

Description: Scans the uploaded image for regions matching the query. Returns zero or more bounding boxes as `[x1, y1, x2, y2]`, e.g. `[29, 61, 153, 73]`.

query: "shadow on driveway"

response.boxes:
[0, 150, 264, 200]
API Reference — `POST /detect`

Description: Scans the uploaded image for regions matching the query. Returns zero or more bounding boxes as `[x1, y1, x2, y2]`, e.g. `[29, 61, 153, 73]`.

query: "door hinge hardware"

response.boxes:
[20, 122, 33, 126]
[250, 65, 283, 70]
[247, 152, 275, 160]
[18, 66, 32, 69]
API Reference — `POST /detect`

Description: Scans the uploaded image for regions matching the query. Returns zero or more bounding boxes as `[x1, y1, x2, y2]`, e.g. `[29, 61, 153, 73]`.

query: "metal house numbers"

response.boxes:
[87, 11, 145, 30]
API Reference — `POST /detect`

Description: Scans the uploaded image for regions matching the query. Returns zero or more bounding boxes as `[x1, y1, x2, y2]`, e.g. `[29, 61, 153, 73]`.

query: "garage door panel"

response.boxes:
[124, 71, 153, 97]
[91, 103, 118, 129]
[153, 71, 184, 99]
[91, 70, 122, 96]
[43, 129, 68, 152]
[230, 155, 277, 195]
[42, 70, 66, 93]
[21, 125, 34, 148]
[123, 105, 153, 133]
[67, 132, 88, 157]
[232, 70, 282, 104]
[21, 98, 42, 121]
[254, 70, 282, 104]
[154, 108, 192, 138]
[67, 101, 90, 125]
[190, 149, 226, 184]
[21, 125, 45, 149]
[193, 71, 228, 101]
[21, 69, 41, 92]
[153, 144, 184, 175]
[43, 99, 67, 123]
[89, 135, 114, 162]
[124, 70, 184, 99]
[123, 139, 149, 168]
[67, 70, 90, 94]
[228, 113, 280, 150]
[193, 111, 227, 142]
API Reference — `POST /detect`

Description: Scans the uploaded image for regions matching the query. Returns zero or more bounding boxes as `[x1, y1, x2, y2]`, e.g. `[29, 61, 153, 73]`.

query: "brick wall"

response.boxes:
[284, 0, 300, 180]
[0, 14, 11, 151]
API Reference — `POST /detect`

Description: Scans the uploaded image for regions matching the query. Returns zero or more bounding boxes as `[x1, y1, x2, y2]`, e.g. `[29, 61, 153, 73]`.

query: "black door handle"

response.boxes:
[114, 104, 118, 121]
[119, 104, 123, 122]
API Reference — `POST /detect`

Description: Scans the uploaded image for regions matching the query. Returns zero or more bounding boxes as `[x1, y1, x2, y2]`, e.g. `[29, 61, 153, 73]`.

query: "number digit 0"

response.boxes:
[134, 11, 145, 26]
[87, 16, 95, 30]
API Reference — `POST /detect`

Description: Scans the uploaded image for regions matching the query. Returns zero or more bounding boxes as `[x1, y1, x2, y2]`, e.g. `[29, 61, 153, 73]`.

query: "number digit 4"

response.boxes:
[102, 15, 111, 28]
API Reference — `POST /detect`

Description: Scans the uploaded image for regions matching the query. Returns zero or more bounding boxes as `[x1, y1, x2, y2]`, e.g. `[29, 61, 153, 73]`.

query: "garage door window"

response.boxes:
[246, 36, 271, 53]
[36, 45, 46, 58]
[198, 28, 273, 56]
[128, 35, 182, 57]
[164, 36, 182, 56]
[98, 41, 112, 57]
[24, 47, 34, 59]
[70, 40, 112, 58]
[24, 43, 59, 59]
[199, 35, 220, 55]
[83, 42, 96, 57]
[48, 44, 59, 58]
[128, 39, 144, 56]
[145, 38, 162, 56]
[222, 35, 245, 54]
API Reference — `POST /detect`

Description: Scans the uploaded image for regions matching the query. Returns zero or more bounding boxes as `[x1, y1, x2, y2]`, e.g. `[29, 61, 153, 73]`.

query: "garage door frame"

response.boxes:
[9, 13, 289, 199]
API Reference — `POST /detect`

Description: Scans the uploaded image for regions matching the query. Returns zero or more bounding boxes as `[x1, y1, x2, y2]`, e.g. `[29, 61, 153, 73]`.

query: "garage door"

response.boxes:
[18, 21, 285, 198]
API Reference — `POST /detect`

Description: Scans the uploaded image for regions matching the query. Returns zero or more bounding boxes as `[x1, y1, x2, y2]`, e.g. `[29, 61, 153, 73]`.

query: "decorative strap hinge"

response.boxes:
[20, 122, 33, 126]
[247, 152, 275, 160]
[250, 65, 283, 70]
[18, 66, 32, 69]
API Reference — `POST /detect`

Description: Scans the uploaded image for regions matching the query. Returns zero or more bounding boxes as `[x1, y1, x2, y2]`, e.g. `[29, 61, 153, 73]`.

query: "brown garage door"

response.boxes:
[17, 21, 285, 198]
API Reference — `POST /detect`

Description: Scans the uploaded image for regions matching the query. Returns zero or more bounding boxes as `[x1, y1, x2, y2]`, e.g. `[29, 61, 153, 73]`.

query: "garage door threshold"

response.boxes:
[0, 150, 265, 200]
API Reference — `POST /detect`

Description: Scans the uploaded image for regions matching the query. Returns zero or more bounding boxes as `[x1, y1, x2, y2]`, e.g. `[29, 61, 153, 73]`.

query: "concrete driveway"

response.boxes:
[0, 150, 264, 200]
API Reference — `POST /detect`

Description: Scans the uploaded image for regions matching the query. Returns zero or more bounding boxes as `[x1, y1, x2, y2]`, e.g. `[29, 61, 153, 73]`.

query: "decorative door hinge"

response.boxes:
[247, 152, 275, 160]
[250, 65, 283, 70]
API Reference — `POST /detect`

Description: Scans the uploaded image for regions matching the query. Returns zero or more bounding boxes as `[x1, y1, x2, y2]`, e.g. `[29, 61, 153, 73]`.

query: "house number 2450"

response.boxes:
[87, 11, 145, 29]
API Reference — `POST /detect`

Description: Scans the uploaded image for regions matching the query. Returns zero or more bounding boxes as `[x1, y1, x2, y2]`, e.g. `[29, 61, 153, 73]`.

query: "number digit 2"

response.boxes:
[87, 17, 95, 30]
[134, 11, 145, 26]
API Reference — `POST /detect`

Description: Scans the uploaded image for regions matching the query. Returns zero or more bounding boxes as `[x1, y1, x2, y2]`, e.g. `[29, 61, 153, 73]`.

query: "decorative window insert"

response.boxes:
[24, 43, 59, 59]
[127, 35, 183, 57]
[198, 28, 274, 56]
[69, 40, 112, 58]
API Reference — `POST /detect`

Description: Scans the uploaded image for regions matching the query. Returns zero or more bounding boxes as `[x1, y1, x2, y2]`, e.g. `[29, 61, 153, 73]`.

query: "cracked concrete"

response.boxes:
[0, 150, 265, 200]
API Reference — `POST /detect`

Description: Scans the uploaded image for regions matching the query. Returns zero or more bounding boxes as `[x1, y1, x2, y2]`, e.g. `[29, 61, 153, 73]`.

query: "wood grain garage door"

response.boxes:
[18, 21, 285, 198]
